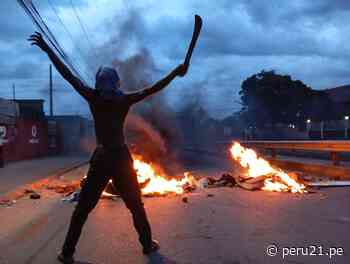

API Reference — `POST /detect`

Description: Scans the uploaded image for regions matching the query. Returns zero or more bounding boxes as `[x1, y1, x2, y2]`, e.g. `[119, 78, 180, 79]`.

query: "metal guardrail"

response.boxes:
[185, 142, 350, 179]
[239, 140, 350, 153]
[217, 140, 350, 179]
[237, 140, 350, 166]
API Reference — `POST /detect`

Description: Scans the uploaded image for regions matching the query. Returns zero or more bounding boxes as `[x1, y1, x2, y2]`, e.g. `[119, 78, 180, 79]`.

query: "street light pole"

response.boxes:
[345, 116, 349, 138]
[306, 119, 311, 139]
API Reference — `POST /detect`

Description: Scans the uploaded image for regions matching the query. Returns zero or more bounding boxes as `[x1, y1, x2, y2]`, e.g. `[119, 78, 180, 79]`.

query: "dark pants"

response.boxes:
[62, 145, 152, 256]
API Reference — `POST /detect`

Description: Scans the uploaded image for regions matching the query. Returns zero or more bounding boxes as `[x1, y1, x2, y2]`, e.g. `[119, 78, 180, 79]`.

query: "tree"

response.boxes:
[239, 70, 313, 128]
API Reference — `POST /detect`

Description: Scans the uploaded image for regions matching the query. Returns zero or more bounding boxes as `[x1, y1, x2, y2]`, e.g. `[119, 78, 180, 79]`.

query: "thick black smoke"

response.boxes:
[93, 8, 184, 174]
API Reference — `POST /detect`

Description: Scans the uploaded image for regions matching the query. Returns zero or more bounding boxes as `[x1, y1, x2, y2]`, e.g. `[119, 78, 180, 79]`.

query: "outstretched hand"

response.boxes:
[174, 64, 187, 77]
[28, 32, 49, 52]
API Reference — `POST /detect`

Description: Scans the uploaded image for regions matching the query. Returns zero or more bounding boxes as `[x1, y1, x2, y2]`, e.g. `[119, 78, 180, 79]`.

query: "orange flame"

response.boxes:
[100, 158, 196, 197]
[230, 142, 306, 193]
[134, 159, 195, 195]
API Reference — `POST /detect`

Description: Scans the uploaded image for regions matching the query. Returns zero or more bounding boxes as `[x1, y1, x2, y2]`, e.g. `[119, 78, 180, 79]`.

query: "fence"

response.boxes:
[237, 140, 350, 180]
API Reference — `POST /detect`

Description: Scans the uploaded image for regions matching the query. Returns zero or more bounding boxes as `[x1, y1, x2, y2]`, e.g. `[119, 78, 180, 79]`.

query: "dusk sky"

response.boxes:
[1, 0, 350, 119]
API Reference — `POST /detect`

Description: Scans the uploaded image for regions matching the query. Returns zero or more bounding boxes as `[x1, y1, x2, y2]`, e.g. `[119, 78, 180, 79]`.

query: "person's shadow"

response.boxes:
[73, 252, 177, 264]
[146, 252, 177, 264]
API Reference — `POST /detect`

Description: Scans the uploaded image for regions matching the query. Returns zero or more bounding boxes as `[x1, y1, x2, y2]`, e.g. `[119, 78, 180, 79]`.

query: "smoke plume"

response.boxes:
[93, 7, 183, 174]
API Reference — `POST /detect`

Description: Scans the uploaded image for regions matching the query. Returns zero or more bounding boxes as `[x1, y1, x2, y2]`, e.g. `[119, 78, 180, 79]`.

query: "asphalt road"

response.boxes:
[0, 155, 88, 195]
[0, 158, 349, 264]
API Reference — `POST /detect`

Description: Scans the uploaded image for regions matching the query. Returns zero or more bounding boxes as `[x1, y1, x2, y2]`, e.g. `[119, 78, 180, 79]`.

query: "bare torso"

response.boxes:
[87, 92, 131, 148]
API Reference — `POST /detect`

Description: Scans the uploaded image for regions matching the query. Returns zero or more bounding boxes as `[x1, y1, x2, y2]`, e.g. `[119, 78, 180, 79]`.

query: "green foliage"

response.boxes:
[239, 70, 315, 127]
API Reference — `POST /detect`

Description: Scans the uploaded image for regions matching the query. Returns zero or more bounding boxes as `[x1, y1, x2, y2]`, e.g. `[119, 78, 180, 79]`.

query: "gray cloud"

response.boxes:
[1, 0, 350, 119]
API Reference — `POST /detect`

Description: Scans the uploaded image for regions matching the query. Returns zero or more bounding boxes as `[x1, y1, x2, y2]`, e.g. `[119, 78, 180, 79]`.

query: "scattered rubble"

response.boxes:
[206, 173, 237, 188]
[6, 160, 349, 207]
[45, 182, 79, 194]
[230, 142, 307, 193]
[197, 178, 209, 189]
[0, 199, 16, 207]
[29, 192, 41, 199]
[231, 174, 266, 191]
[24, 189, 36, 194]
[62, 191, 80, 203]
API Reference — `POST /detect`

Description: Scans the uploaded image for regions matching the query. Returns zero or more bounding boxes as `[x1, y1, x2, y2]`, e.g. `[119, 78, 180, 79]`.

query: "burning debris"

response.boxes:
[230, 142, 307, 193]
[62, 191, 80, 203]
[97, 142, 309, 199]
[134, 159, 196, 196]
[0, 199, 16, 207]
[82, 157, 198, 199]
[29, 192, 41, 199]
[204, 174, 237, 188]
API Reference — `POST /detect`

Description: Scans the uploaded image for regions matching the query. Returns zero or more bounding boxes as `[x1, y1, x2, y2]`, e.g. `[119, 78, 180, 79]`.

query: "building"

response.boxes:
[46, 115, 95, 155]
[324, 85, 350, 118]
[0, 98, 48, 163]
[15, 99, 45, 120]
[0, 98, 18, 125]
[305, 85, 350, 139]
[0, 97, 96, 166]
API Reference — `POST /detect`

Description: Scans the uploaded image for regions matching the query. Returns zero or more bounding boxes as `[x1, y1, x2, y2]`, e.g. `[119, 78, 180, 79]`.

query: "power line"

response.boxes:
[18, 0, 66, 60]
[69, 0, 99, 63]
[17, 0, 87, 83]
[46, 0, 95, 83]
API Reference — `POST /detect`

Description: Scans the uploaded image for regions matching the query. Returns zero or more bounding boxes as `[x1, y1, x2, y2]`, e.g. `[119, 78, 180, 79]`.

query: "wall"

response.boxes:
[0, 119, 48, 162]
[47, 116, 95, 155]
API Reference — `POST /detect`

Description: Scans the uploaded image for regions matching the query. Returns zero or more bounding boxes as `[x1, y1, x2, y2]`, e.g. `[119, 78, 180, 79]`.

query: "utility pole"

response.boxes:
[12, 83, 18, 141]
[12, 83, 16, 100]
[49, 64, 53, 117]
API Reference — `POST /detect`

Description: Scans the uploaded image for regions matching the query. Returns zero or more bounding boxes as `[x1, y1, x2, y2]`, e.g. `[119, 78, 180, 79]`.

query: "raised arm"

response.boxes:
[28, 32, 94, 100]
[126, 64, 187, 104]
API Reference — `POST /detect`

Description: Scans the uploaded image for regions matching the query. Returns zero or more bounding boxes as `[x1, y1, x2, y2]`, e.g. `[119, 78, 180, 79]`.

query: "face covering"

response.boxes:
[95, 66, 122, 99]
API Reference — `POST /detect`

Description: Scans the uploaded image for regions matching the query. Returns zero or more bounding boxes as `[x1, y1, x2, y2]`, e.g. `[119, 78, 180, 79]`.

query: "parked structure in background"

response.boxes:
[0, 99, 48, 163]
[0, 98, 95, 166]
[324, 85, 350, 117]
[16, 99, 46, 120]
[47, 115, 95, 155]
[0, 98, 18, 167]
[307, 119, 350, 139]
[0, 98, 18, 125]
